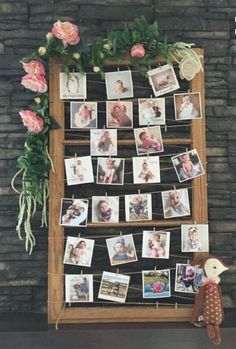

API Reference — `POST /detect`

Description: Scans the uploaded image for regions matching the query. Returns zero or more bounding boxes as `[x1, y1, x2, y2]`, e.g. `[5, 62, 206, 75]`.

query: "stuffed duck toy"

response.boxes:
[191, 255, 228, 345]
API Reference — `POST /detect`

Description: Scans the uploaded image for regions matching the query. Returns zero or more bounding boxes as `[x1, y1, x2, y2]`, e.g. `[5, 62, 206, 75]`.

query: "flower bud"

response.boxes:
[38, 46, 47, 56]
[46, 32, 53, 41]
[103, 42, 112, 51]
[34, 97, 41, 104]
[73, 53, 81, 60]
[93, 66, 100, 73]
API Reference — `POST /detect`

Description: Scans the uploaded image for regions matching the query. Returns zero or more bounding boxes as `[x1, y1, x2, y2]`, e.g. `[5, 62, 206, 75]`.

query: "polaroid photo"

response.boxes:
[60, 198, 89, 227]
[65, 274, 93, 303]
[138, 98, 165, 126]
[90, 129, 117, 156]
[106, 101, 133, 128]
[63, 236, 95, 267]
[132, 156, 160, 184]
[106, 234, 138, 266]
[181, 224, 209, 252]
[171, 149, 205, 183]
[70, 101, 97, 128]
[175, 263, 202, 294]
[142, 269, 171, 299]
[92, 196, 119, 223]
[142, 231, 170, 259]
[174, 92, 202, 120]
[105, 70, 133, 100]
[134, 126, 164, 156]
[60, 72, 87, 100]
[148, 64, 179, 97]
[161, 188, 190, 219]
[96, 157, 124, 185]
[98, 271, 130, 303]
[125, 193, 152, 222]
[64, 156, 94, 186]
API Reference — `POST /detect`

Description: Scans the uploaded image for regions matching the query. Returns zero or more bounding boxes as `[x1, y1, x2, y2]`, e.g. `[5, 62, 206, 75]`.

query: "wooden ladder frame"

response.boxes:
[48, 49, 207, 324]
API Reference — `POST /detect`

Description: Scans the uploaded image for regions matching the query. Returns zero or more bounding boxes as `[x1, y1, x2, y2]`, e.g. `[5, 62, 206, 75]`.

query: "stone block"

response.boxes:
[210, 221, 236, 233]
[207, 118, 236, 131]
[207, 147, 227, 156]
[79, 5, 154, 20]
[231, 192, 236, 207]
[206, 88, 228, 98]
[208, 163, 230, 172]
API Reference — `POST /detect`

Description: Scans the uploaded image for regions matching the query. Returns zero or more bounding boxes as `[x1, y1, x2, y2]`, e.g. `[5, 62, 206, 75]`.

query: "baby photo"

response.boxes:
[106, 234, 137, 266]
[90, 129, 117, 156]
[65, 156, 94, 186]
[106, 101, 133, 128]
[142, 231, 170, 259]
[98, 271, 130, 303]
[70, 101, 97, 128]
[134, 126, 164, 155]
[138, 98, 165, 126]
[63, 236, 95, 267]
[60, 72, 87, 99]
[161, 188, 190, 219]
[175, 264, 203, 294]
[181, 224, 209, 252]
[60, 198, 89, 227]
[65, 274, 93, 303]
[125, 193, 152, 222]
[174, 92, 202, 120]
[97, 157, 124, 185]
[142, 269, 171, 299]
[132, 156, 160, 184]
[171, 149, 205, 182]
[105, 70, 133, 100]
[148, 64, 179, 97]
[92, 196, 119, 223]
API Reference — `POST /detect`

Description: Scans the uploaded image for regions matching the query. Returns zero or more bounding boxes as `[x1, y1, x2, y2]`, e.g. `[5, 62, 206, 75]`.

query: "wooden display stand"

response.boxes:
[48, 49, 207, 324]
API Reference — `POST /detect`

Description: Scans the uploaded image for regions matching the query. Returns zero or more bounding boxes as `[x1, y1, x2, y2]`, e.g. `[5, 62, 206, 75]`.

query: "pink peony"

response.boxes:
[19, 109, 44, 133]
[22, 60, 45, 76]
[130, 43, 145, 58]
[51, 20, 80, 47]
[21, 74, 47, 93]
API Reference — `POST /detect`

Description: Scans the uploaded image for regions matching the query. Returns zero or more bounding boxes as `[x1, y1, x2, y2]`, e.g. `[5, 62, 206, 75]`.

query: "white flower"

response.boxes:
[179, 57, 200, 81]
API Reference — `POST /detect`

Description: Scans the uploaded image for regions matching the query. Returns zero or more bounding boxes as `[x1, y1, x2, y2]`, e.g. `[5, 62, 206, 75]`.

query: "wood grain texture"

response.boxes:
[48, 60, 65, 323]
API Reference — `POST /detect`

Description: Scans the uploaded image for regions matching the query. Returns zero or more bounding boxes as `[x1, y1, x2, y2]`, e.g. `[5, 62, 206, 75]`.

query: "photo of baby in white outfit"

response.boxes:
[174, 92, 202, 120]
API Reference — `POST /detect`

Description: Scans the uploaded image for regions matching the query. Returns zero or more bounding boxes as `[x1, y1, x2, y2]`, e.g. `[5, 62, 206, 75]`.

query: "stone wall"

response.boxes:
[0, 0, 236, 313]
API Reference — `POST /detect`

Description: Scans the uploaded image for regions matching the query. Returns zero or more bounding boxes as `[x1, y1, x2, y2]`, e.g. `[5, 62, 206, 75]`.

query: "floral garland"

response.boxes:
[12, 16, 203, 254]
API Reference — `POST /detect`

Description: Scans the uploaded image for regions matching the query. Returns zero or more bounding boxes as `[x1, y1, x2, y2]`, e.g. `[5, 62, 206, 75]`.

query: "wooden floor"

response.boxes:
[0, 312, 235, 349]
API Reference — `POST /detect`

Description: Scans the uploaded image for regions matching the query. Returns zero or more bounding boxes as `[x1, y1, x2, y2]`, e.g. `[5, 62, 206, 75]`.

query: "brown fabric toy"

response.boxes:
[190, 255, 228, 345]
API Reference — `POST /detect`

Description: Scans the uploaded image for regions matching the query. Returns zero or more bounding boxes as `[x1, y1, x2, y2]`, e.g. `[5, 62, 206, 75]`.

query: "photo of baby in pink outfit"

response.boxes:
[134, 126, 164, 155]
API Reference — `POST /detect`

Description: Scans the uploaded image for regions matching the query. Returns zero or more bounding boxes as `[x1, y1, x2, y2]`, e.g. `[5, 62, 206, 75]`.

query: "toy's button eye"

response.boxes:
[213, 266, 217, 269]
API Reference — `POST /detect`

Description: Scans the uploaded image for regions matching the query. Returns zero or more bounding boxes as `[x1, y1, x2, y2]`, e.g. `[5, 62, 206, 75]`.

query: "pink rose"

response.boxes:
[21, 74, 47, 93]
[51, 20, 80, 47]
[130, 44, 145, 58]
[19, 109, 44, 133]
[22, 60, 45, 76]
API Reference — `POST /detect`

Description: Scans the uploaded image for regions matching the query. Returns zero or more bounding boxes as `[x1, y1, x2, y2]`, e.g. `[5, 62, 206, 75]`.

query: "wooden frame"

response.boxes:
[48, 49, 207, 324]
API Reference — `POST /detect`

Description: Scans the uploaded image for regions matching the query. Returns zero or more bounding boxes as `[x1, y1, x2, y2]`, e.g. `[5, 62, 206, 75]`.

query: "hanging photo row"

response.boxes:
[64, 262, 206, 304]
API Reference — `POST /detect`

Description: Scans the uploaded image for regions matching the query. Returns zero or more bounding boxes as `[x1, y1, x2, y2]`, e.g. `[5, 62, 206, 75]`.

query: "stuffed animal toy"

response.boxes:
[190, 254, 228, 345]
